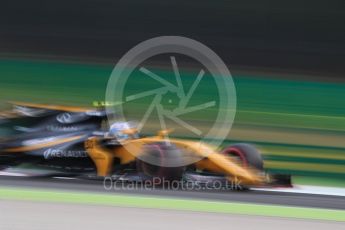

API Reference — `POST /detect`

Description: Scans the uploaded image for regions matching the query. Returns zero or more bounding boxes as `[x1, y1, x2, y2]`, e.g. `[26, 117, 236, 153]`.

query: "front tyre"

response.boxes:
[222, 143, 263, 170]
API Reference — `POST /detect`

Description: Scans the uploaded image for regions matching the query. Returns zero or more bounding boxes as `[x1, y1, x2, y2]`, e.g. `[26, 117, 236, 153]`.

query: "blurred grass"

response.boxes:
[0, 59, 345, 183]
[1, 187, 345, 221]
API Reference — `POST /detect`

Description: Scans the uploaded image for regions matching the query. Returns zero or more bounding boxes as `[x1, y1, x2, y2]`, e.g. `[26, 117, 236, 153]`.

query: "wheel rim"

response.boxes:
[222, 147, 248, 167]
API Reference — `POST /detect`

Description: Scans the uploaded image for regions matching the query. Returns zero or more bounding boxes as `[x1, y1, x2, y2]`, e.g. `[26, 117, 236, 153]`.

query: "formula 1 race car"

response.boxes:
[0, 102, 291, 189]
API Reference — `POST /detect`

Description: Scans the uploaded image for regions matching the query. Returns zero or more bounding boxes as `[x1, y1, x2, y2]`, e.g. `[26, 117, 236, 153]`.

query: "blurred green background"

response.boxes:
[1, 58, 344, 186]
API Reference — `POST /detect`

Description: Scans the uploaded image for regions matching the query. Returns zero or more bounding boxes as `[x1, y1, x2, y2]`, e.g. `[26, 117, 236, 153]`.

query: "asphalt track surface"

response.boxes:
[1, 176, 344, 210]
[1, 200, 344, 230]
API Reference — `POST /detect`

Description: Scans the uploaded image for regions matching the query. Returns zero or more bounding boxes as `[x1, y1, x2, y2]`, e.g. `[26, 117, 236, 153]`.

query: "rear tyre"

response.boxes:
[136, 143, 185, 182]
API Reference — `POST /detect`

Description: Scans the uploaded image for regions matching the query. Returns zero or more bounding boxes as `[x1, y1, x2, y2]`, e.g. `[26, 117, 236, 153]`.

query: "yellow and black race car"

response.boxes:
[0, 102, 291, 189]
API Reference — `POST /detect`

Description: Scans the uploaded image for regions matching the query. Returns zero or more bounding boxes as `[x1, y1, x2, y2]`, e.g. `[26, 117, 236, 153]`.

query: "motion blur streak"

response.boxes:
[0, 1, 344, 230]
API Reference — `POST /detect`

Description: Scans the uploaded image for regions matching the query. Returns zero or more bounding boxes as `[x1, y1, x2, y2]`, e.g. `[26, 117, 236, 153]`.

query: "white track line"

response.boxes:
[0, 172, 29, 177]
[252, 185, 345, 197]
[53, 177, 76, 180]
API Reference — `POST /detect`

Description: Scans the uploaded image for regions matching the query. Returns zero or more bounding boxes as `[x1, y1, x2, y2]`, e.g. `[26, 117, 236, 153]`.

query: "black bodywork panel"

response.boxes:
[0, 104, 109, 173]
